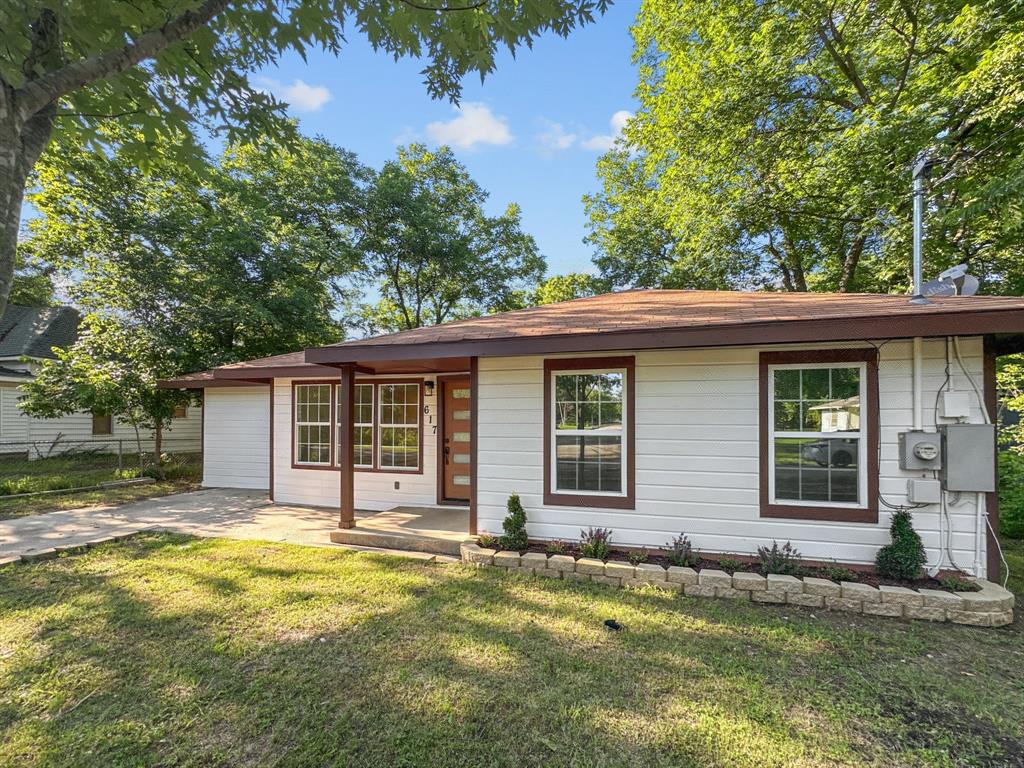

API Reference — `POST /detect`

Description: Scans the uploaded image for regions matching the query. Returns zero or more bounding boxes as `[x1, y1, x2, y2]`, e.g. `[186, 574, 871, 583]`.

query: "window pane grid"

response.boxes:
[295, 384, 332, 465]
[337, 383, 375, 468]
[298, 381, 423, 472]
[770, 365, 863, 506]
[552, 371, 625, 495]
[379, 384, 419, 470]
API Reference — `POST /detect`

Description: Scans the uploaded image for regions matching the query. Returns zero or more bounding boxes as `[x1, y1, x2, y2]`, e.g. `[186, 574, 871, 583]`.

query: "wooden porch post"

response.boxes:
[338, 365, 356, 529]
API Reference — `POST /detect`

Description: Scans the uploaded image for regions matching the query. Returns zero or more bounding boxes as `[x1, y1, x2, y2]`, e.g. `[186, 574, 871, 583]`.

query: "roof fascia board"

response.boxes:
[303, 308, 1024, 364]
[211, 364, 341, 380]
[157, 378, 269, 389]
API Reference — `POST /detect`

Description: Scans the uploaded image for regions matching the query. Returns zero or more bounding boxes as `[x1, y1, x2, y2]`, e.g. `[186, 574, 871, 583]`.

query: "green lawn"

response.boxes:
[1, 535, 1022, 767]
[0, 453, 202, 520]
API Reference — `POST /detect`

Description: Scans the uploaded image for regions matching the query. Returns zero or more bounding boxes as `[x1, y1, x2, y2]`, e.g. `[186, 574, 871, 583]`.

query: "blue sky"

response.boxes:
[253, 3, 640, 277]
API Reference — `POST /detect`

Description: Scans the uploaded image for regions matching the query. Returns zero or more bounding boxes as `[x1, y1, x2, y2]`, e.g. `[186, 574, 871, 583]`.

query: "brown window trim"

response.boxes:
[759, 348, 879, 524]
[290, 378, 425, 474]
[543, 356, 635, 510]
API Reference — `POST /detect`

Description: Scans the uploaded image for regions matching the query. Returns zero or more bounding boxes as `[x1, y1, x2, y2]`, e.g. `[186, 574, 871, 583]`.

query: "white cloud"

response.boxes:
[535, 119, 577, 151]
[581, 109, 633, 151]
[255, 77, 332, 112]
[425, 102, 513, 150]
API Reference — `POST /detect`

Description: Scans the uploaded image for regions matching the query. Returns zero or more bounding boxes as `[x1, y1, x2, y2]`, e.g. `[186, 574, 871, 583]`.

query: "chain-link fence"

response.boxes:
[0, 435, 202, 499]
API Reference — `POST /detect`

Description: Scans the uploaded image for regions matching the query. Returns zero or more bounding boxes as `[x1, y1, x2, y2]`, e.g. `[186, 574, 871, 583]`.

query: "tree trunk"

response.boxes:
[838, 232, 866, 292]
[0, 97, 56, 320]
[152, 421, 165, 480]
[132, 421, 144, 472]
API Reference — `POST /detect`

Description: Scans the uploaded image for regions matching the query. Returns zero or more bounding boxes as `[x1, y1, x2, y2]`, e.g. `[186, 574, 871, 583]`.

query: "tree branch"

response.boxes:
[397, 0, 488, 12]
[17, 0, 233, 118]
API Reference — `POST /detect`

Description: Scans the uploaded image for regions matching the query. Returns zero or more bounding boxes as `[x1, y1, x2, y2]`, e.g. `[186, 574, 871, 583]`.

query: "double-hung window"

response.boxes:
[544, 357, 635, 509]
[294, 383, 332, 466]
[379, 383, 420, 470]
[761, 349, 878, 522]
[294, 379, 424, 472]
[344, 383, 375, 469]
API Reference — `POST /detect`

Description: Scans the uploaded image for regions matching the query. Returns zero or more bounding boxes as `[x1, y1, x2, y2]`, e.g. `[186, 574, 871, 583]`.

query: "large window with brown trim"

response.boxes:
[544, 357, 635, 509]
[294, 379, 423, 472]
[760, 349, 879, 523]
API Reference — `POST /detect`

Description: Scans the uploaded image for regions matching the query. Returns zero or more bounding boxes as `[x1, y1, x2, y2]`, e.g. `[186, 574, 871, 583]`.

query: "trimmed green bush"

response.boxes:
[501, 493, 528, 551]
[875, 510, 927, 581]
[999, 451, 1024, 538]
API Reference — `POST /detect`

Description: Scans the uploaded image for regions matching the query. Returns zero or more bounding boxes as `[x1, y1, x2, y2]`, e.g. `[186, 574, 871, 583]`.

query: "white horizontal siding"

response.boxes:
[0, 384, 201, 452]
[271, 375, 452, 510]
[203, 387, 269, 489]
[477, 338, 991, 577]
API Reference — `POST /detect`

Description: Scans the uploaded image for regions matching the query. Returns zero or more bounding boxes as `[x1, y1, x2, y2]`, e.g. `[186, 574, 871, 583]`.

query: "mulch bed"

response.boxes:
[475, 539, 980, 593]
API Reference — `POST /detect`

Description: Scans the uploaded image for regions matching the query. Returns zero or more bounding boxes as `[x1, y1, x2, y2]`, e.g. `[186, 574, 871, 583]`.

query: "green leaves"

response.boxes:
[353, 143, 545, 333]
[587, 0, 1024, 295]
[19, 314, 189, 433]
[24, 131, 363, 372]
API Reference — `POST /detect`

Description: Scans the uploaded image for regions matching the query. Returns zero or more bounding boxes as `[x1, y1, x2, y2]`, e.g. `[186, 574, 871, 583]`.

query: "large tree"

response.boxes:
[586, 0, 1024, 293]
[1, 1, 605, 319]
[353, 144, 545, 334]
[25, 132, 368, 370]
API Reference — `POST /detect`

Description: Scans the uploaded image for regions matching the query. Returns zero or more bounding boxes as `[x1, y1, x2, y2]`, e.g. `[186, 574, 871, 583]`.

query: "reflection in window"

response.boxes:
[338, 383, 374, 468]
[295, 384, 332, 465]
[771, 366, 863, 505]
[552, 372, 624, 494]
[379, 383, 419, 470]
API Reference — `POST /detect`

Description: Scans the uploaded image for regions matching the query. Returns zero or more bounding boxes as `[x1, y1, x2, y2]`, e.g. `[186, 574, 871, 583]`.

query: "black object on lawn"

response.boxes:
[604, 619, 623, 632]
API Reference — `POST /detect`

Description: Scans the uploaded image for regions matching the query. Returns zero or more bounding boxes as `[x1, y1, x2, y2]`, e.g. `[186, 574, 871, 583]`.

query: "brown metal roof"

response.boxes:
[306, 289, 1024, 363]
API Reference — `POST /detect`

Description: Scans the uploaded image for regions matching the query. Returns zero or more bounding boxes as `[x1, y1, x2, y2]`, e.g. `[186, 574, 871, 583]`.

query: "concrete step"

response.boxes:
[329, 528, 468, 557]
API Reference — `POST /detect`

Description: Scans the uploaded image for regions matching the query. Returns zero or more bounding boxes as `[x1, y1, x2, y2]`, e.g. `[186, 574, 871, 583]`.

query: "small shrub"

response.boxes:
[939, 574, 977, 592]
[628, 547, 649, 566]
[758, 541, 803, 575]
[717, 557, 746, 573]
[667, 533, 699, 567]
[477, 532, 499, 549]
[579, 527, 613, 560]
[823, 564, 857, 583]
[999, 451, 1024, 538]
[501, 493, 528, 551]
[875, 510, 927, 581]
[545, 539, 566, 555]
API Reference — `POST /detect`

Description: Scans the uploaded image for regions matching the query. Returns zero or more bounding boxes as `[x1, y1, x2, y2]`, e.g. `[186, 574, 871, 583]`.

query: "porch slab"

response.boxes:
[329, 506, 472, 556]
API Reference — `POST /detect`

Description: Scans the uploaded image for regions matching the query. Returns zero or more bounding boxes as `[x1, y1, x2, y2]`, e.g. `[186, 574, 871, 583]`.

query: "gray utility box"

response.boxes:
[898, 431, 942, 470]
[938, 424, 996, 492]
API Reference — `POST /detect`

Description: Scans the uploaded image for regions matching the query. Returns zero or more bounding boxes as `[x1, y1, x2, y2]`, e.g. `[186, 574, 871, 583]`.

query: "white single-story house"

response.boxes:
[161, 289, 1024, 580]
[0, 305, 201, 451]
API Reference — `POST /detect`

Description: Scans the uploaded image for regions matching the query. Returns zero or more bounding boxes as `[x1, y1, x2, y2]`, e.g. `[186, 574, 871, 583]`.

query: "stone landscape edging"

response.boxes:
[460, 543, 1015, 628]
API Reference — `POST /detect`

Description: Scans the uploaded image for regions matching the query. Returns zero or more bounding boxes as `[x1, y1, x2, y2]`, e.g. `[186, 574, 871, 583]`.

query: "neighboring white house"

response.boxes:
[161, 289, 1024, 580]
[0, 305, 201, 452]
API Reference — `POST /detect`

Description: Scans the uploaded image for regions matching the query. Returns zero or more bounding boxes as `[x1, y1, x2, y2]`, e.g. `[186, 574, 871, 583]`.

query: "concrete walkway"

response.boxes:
[0, 489, 449, 563]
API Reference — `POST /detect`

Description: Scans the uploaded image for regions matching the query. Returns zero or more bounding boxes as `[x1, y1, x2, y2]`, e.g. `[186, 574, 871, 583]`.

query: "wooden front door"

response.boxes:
[441, 378, 472, 502]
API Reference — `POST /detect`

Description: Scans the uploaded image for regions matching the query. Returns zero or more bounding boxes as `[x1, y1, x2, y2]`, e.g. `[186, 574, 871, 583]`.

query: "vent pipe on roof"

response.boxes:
[910, 151, 935, 306]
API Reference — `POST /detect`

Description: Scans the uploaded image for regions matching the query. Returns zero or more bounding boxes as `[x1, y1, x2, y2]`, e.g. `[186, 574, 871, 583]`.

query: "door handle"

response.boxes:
[444, 445, 450, 465]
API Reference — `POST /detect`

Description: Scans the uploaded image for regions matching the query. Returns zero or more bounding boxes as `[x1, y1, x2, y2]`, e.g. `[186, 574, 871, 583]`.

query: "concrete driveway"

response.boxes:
[0, 488, 360, 562]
